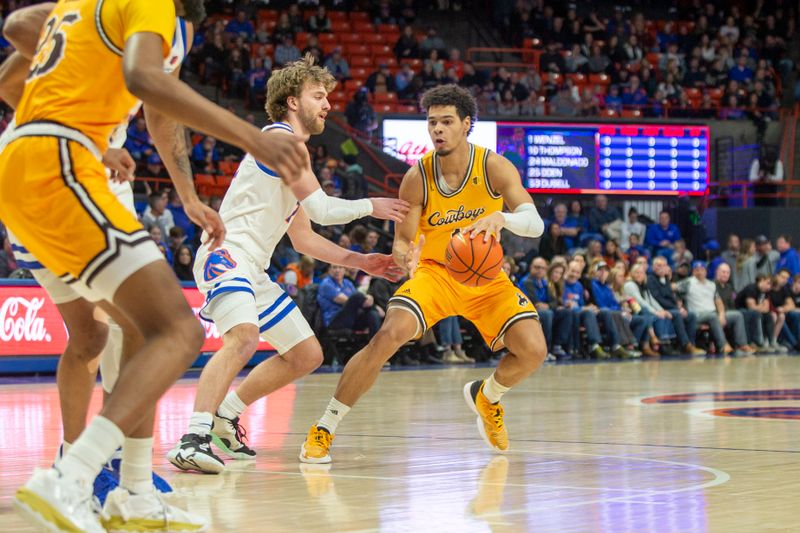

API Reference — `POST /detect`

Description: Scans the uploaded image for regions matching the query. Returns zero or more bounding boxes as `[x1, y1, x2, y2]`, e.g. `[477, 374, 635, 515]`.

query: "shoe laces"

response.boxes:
[313, 427, 332, 448]
[230, 417, 248, 444]
[487, 404, 504, 431]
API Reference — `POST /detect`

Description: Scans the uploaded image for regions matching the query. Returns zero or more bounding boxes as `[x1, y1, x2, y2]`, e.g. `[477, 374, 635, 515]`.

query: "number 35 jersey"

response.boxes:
[15, 0, 176, 154]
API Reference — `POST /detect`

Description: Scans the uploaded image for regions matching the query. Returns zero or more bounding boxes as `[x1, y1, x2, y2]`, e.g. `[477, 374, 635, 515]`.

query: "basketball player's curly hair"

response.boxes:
[266, 54, 336, 122]
[420, 84, 478, 135]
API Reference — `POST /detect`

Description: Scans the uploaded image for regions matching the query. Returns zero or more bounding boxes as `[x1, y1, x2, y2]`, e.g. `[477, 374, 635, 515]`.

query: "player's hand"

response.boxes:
[361, 253, 406, 282]
[464, 212, 505, 243]
[400, 235, 425, 278]
[102, 148, 136, 183]
[185, 200, 226, 250]
[250, 129, 310, 184]
[369, 197, 410, 223]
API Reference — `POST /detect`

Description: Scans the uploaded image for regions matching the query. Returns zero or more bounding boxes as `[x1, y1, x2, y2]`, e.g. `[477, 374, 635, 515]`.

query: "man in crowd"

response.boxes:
[521, 257, 571, 359]
[647, 256, 705, 355]
[645, 210, 681, 260]
[735, 274, 782, 352]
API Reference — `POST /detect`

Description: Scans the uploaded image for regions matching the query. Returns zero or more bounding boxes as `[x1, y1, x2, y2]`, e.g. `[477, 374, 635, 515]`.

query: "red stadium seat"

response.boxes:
[349, 67, 370, 80]
[338, 33, 362, 44]
[318, 33, 338, 44]
[589, 73, 611, 85]
[396, 104, 419, 114]
[401, 58, 423, 70]
[218, 161, 239, 176]
[523, 37, 542, 48]
[350, 55, 373, 68]
[362, 34, 387, 44]
[370, 44, 392, 56]
[331, 21, 352, 32]
[374, 92, 398, 103]
[328, 90, 348, 103]
[375, 56, 397, 67]
[328, 11, 347, 21]
[344, 79, 365, 93]
[602, 108, 618, 117]
[349, 12, 370, 22]
[621, 109, 642, 118]
[331, 101, 345, 112]
[353, 22, 375, 33]
[346, 44, 371, 56]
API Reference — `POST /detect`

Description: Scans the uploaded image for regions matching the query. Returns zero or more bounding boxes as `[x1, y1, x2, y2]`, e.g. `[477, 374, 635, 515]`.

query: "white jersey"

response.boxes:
[199, 122, 300, 270]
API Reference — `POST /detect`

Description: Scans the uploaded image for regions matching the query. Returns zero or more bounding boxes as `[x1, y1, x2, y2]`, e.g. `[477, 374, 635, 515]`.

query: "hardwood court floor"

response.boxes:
[1, 356, 800, 532]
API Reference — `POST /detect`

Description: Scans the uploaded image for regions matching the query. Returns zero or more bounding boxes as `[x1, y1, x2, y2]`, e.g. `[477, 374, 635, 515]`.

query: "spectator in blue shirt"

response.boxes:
[728, 55, 754, 83]
[645, 210, 681, 260]
[551, 203, 581, 250]
[247, 57, 270, 109]
[192, 136, 220, 173]
[124, 117, 154, 162]
[225, 11, 255, 41]
[521, 257, 572, 359]
[562, 260, 612, 359]
[317, 265, 381, 336]
[775, 235, 800, 276]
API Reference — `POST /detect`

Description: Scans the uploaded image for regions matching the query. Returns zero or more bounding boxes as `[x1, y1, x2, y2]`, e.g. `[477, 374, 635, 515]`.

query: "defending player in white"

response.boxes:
[167, 55, 409, 473]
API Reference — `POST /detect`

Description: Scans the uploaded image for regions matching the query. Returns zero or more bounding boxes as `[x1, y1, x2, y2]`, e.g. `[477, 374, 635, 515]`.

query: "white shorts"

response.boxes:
[194, 244, 314, 354]
[6, 181, 137, 305]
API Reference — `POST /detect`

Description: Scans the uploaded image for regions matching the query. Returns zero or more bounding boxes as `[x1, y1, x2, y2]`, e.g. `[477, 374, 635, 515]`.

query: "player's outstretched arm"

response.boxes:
[286, 208, 404, 281]
[392, 166, 424, 276]
[122, 33, 308, 183]
[282, 161, 410, 225]
[463, 152, 544, 242]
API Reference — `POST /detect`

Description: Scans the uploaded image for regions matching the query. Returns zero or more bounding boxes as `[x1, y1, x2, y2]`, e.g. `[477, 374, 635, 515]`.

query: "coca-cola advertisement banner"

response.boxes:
[0, 283, 274, 357]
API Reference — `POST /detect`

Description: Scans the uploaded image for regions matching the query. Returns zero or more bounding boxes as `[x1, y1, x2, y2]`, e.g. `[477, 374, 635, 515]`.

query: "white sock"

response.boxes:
[482, 373, 510, 404]
[120, 437, 154, 495]
[217, 391, 247, 420]
[57, 416, 124, 486]
[188, 412, 213, 436]
[317, 398, 351, 434]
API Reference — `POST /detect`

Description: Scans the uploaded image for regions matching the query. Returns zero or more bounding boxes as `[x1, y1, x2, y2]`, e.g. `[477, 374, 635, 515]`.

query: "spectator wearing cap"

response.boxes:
[324, 47, 351, 81]
[366, 63, 397, 95]
[680, 261, 751, 355]
[143, 153, 167, 179]
[704, 239, 724, 278]
[647, 256, 705, 355]
[775, 235, 800, 276]
[645, 210, 681, 261]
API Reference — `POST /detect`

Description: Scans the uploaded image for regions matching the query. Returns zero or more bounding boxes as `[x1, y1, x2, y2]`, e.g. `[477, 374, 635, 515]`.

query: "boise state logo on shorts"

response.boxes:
[204, 249, 237, 282]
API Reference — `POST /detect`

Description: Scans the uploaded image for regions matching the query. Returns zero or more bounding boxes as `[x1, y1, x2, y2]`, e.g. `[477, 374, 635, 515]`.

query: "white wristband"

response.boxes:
[300, 188, 373, 225]
[500, 203, 544, 238]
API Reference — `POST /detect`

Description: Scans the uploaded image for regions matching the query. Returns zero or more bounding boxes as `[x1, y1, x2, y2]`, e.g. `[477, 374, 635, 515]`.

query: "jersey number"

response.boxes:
[28, 11, 81, 80]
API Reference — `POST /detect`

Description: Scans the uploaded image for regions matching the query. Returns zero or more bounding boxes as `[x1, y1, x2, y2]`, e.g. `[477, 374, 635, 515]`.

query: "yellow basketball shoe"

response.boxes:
[463, 380, 509, 452]
[299, 425, 334, 464]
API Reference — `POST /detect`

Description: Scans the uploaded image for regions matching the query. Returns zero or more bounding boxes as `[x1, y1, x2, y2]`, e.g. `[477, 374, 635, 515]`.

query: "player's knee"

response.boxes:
[513, 335, 547, 368]
[227, 326, 260, 363]
[295, 343, 324, 374]
[65, 320, 109, 363]
[370, 325, 411, 356]
[172, 315, 205, 357]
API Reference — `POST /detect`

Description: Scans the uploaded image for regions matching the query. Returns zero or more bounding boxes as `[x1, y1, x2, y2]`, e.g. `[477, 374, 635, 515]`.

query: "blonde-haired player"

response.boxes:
[300, 84, 547, 463]
[0, 0, 310, 531]
[167, 55, 408, 473]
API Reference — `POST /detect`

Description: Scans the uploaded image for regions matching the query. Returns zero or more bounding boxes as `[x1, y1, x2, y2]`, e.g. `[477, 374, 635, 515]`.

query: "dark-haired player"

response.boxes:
[300, 84, 547, 463]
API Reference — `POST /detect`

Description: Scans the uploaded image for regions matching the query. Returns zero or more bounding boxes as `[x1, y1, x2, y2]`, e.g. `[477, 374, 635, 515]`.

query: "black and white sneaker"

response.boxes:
[166, 433, 225, 474]
[211, 414, 257, 460]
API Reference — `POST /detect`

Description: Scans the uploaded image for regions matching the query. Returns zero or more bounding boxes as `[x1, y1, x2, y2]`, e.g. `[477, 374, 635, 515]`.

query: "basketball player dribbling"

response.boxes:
[300, 84, 548, 464]
[0, 1, 309, 531]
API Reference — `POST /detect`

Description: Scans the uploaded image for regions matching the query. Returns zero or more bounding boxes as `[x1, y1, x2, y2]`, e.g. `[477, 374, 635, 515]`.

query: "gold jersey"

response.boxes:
[417, 143, 503, 264]
[15, 0, 175, 154]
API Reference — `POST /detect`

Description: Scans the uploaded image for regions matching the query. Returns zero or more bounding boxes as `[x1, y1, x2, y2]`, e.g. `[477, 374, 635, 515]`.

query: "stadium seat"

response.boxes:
[396, 104, 418, 114]
[602, 108, 618, 117]
[331, 21, 351, 32]
[344, 79, 365, 93]
[362, 34, 387, 44]
[353, 22, 375, 33]
[370, 44, 392, 57]
[589, 73, 611, 85]
[328, 11, 347, 21]
[338, 33, 362, 44]
[350, 55, 373, 68]
[331, 102, 345, 112]
[621, 109, 643, 118]
[375, 56, 397, 67]
[346, 44, 371, 56]
[328, 90, 348, 104]
[374, 92, 398, 103]
[318, 33, 337, 44]
[350, 67, 370, 80]
[375, 103, 395, 114]
[523, 37, 542, 48]
[349, 12, 370, 22]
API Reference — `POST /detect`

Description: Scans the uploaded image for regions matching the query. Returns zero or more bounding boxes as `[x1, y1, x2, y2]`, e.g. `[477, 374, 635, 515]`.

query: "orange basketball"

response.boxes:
[445, 230, 504, 287]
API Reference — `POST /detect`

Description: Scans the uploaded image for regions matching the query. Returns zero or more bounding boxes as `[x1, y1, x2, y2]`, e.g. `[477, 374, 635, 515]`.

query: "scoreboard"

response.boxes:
[382, 119, 710, 196]
[498, 123, 709, 195]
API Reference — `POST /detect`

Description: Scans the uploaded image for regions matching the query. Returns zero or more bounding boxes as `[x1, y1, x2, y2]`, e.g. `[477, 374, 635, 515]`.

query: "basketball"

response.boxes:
[445, 230, 504, 287]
